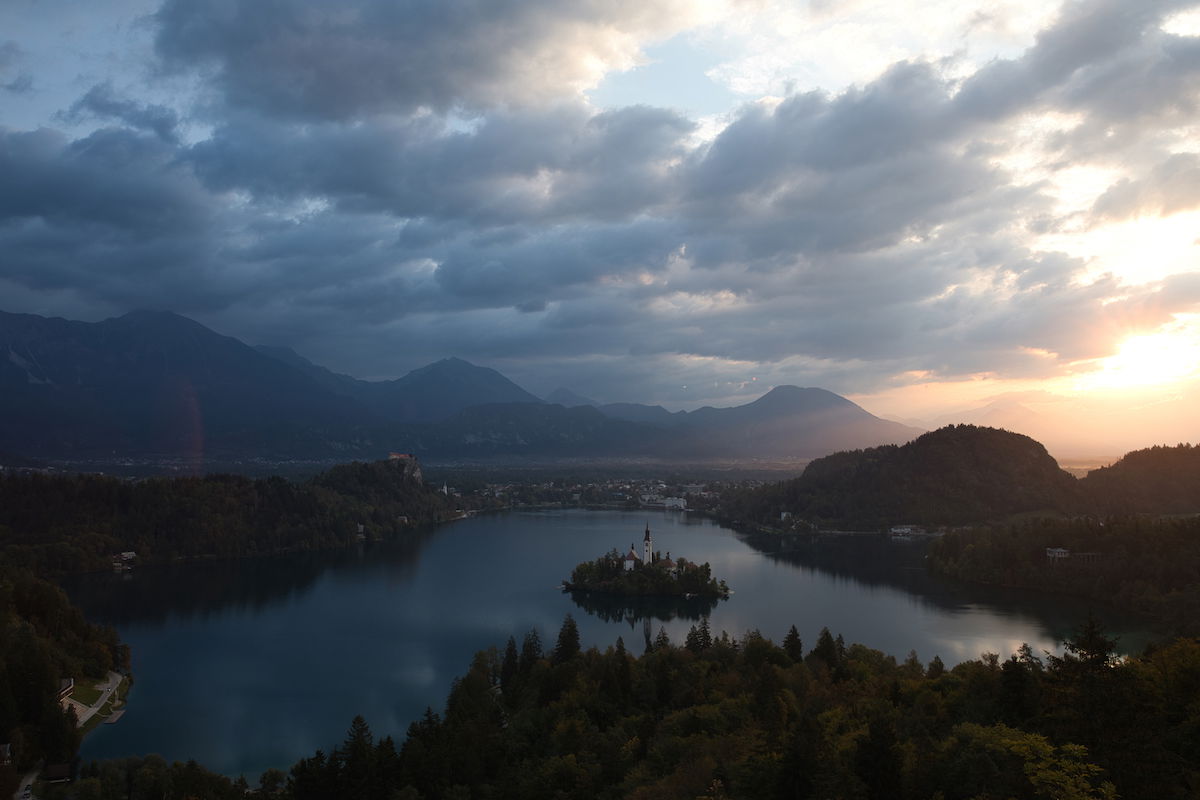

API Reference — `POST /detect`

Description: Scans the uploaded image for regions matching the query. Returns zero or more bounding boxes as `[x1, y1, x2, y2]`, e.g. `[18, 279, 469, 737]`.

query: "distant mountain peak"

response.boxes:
[405, 357, 482, 377]
[386, 355, 543, 422]
[111, 309, 196, 327]
[756, 385, 846, 403]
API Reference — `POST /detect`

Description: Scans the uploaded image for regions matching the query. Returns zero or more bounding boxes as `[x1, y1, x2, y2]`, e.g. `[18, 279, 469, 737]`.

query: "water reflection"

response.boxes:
[565, 589, 722, 654]
[566, 588, 721, 624]
[65, 518, 1143, 656]
[63, 509, 1154, 778]
[66, 528, 438, 626]
[734, 530, 1145, 651]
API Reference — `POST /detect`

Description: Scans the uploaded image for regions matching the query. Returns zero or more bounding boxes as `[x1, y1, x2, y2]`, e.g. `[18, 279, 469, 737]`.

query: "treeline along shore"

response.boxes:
[0, 457, 455, 575]
[717, 426, 1200, 634]
[929, 515, 1200, 636]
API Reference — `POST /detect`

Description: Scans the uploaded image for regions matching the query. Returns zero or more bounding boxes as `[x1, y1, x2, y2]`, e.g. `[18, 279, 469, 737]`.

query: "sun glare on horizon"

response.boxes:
[1073, 324, 1200, 392]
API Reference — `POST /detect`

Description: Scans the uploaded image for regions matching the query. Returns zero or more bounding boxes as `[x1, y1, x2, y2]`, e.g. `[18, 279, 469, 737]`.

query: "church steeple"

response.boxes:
[643, 523, 652, 565]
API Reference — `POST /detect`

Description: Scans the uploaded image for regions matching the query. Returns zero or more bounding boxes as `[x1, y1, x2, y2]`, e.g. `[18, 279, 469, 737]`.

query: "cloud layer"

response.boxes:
[1, 0, 1199, 414]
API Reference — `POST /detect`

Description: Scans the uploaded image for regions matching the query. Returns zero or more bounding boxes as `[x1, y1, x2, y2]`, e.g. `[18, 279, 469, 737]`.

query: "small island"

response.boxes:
[563, 524, 730, 598]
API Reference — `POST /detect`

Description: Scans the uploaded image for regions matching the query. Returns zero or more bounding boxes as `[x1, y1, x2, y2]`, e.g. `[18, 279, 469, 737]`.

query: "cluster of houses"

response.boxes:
[111, 551, 136, 571]
[1045, 547, 1101, 565]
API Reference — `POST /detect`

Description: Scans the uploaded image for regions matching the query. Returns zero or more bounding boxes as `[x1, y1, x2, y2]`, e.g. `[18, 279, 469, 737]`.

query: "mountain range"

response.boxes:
[0, 309, 921, 465]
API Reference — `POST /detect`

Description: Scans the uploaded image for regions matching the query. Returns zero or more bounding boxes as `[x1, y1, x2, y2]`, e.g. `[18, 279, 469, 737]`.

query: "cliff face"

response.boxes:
[388, 453, 424, 483]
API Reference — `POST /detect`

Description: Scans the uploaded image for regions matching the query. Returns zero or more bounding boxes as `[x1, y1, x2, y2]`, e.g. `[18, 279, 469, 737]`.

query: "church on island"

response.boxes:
[565, 524, 729, 599]
[622, 524, 680, 573]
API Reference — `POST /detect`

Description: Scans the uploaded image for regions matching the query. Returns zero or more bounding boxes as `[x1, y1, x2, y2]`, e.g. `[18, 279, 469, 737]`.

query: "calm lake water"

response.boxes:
[66, 509, 1149, 778]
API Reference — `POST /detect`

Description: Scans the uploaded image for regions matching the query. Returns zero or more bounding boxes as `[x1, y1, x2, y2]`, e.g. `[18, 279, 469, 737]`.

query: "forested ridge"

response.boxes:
[1081, 444, 1200, 514]
[43, 617, 1200, 800]
[717, 426, 1200, 529]
[0, 458, 454, 574]
[717, 425, 1082, 529]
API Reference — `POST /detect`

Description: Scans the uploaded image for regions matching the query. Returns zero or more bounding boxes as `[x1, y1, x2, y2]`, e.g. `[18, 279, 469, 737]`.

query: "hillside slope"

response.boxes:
[722, 424, 1082, 528]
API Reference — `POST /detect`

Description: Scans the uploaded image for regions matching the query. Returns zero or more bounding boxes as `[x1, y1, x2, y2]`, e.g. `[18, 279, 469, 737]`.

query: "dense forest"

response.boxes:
[0, 571, 129, 795]
[717, 425, 1082, 529]
[1081, 444, 1200, 514]
[31, 617, 1200, 800]
[716, 427, 1200, 530]
[0, 458, 454, 574]
[929, 515, 1200, 636]
[566, 550, 729, 598]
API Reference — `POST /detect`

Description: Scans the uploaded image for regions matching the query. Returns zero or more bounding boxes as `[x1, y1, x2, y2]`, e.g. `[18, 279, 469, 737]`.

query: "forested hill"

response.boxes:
[721, 425, 1082, 529]
[1079, 443, 1200, 514]
[0, 457, 454, 574]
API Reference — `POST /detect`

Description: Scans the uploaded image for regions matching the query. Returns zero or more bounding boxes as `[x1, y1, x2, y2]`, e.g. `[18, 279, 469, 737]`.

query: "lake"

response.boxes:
[66, 508, 1149, 778]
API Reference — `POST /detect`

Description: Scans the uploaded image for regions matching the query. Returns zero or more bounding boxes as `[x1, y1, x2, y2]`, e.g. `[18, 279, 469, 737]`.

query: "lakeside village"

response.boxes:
[443, 475, 942, 542]
[563, 524, 730, 599]
[439, 475, 705, 513]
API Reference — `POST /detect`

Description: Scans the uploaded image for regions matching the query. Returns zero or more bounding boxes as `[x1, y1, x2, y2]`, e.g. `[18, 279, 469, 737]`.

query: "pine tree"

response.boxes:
[654, 627, 671, 649]
[811, 627, 839, 670]
[686, 617, 713, 652]
[500, 636, 518, 690]
[552, 614, 580, 664]
[339, 715, 375, 799]
[520, 628, 543, 672]
[782, 625, 803, 662]
[928, 654, 946, 678]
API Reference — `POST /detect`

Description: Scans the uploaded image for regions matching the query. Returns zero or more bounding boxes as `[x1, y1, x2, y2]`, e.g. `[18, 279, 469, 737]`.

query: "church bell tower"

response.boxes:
[643, 523, 652, 565]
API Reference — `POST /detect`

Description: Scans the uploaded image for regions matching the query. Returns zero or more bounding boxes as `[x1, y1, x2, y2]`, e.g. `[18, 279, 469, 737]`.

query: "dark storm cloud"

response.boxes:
[3, 0, 1199, 406]
[430, 220, 682, 308]
[66, 83, 180, 141]
[154, 0, 685, 118]
[0, 126, 230, 309]
[187, 103, 692, 226]
[0, 128, 206, 233]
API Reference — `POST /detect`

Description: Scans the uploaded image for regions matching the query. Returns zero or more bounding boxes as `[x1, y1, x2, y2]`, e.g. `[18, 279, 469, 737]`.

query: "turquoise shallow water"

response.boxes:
[66, 509, 1148, 778]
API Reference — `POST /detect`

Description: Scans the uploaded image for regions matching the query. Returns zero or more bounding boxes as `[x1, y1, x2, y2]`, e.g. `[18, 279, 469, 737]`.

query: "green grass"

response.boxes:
[70, 681, 103, 707]
[78, 676, 127, 737]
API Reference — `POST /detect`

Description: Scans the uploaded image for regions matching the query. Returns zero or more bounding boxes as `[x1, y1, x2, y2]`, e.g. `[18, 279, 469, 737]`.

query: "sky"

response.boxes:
[2, 0, 1199, 457]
